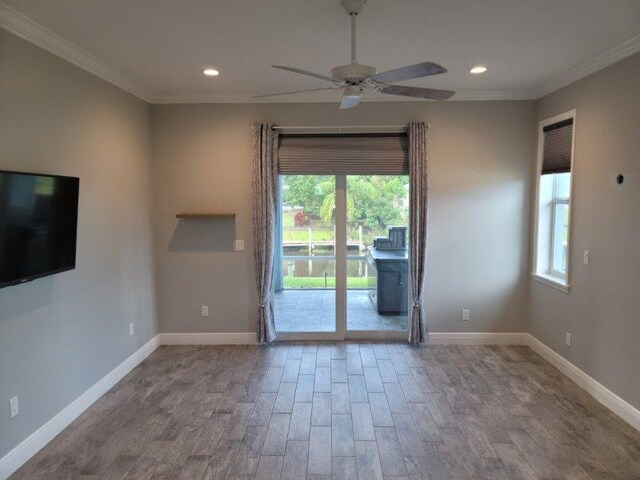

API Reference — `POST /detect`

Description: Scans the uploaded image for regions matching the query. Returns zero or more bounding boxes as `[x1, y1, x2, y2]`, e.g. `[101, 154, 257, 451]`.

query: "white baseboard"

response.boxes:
[0, 335, 160, 480]
[3, 331, 638, 480]
[427, 332, 528, 345]
[526, 334, 640, 432]
[158, 331, 526, 346]
[158, 332, 257, 345]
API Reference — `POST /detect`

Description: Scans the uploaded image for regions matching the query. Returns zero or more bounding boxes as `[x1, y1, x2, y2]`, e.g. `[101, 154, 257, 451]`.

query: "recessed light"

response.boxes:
[470, 65, 487, 74]
[203, 68, 219, 77]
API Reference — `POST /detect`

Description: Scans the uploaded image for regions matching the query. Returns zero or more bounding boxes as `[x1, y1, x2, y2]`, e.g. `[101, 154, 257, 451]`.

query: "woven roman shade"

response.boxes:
[542, 118, 574, 174]
[278, 133, 409, 175]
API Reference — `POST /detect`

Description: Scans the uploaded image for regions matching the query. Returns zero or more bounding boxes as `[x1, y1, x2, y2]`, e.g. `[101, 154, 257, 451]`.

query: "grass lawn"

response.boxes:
[283, 230, 334, 243]
[283, 277, 369, 289]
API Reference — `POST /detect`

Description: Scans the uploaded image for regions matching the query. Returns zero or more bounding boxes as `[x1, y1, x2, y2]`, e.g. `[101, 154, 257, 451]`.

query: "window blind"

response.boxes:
[542, 118, 574, 174]
[278, 133, 409, 175]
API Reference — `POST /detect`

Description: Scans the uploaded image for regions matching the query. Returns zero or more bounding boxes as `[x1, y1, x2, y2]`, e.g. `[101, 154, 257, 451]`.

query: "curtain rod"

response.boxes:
[271, 124, 424, 133]
[272, 125, 407, 129]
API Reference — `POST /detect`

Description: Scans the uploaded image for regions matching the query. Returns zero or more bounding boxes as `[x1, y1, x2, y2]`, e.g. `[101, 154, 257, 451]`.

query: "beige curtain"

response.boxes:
[408, 122, 428, 344]
[251, 123, 279, 343]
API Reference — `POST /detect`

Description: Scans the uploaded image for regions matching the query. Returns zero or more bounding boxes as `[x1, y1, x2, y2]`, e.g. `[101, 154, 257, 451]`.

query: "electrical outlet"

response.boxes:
[583, 250, 590, 265]
[234, 240, 245, 251]
[462, 309, 470, 321]
[565, 331, 571, 347]
[129, 323, 134, 336]
[202, 305, 209, 317]
[10, 396, 19, 418]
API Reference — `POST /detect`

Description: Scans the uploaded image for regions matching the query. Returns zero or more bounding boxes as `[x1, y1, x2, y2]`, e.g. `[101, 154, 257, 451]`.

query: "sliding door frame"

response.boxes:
[276, 174, 407, 342]
[342, 173, 406, 341]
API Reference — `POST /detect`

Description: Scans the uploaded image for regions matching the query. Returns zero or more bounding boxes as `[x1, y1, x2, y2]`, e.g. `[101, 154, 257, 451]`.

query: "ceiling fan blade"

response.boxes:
[272, 65, 337, 83]
[372, 62, 447, 84]
[340, 95, 361, 110]
[379, 84, 455, 100]
[252, 87, 337, 99]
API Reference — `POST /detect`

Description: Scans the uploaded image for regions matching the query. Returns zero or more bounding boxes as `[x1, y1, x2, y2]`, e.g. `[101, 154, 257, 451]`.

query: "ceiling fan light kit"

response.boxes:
[255, 0, 455, 109]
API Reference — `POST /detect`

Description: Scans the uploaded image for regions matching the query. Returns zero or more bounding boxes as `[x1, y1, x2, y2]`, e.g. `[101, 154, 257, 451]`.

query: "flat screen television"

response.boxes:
[0, 170, 79, 289]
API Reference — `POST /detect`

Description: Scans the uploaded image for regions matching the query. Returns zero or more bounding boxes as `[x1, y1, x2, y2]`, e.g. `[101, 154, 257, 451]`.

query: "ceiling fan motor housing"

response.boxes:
[331, 64, 376, 83]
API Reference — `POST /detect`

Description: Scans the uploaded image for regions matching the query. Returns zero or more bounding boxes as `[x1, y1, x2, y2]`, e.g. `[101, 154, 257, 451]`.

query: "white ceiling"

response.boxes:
[2, 0, 640, 103]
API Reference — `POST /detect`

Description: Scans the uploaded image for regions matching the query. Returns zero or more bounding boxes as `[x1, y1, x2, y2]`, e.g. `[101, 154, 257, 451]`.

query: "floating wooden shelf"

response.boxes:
[176, 213, 235, 219]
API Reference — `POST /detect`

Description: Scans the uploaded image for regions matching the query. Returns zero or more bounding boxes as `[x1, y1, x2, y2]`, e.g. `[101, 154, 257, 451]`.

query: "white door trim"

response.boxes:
[275, 174, 409, 341]
[335, 175, 347, 338]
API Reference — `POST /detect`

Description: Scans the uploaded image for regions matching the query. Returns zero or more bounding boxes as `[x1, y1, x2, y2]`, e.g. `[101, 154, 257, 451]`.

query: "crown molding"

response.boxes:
[153, 89, 534, 104]
[0, 5, 528, 105]
[453, 89, 536, 101]
[2, 1, 640, 105]
[0, 2, 154, 102]
[533, 32, 640, 99]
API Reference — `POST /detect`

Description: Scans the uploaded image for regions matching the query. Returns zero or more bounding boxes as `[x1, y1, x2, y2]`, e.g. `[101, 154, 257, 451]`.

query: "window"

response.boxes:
[549, 172, 570, 275]
[533, 112, 575, 291]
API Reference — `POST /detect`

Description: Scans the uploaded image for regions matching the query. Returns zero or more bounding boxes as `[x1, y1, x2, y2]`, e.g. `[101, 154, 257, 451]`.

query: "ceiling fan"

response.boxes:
[254, 0, 455, 109]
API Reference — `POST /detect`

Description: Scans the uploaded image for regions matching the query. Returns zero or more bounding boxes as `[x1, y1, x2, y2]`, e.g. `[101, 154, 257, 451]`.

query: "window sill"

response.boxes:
[531, 272, 570, 293]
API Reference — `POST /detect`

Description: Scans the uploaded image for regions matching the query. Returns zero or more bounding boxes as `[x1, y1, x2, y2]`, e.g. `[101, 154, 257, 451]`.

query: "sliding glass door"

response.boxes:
[346, 175, 409, 333]
[275, 173, 408, 339]
[274, 175, 337, 334]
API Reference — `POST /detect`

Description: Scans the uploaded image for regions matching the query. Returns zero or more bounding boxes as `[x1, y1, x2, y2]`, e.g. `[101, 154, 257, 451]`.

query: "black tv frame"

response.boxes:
[0, 170, 79, 289]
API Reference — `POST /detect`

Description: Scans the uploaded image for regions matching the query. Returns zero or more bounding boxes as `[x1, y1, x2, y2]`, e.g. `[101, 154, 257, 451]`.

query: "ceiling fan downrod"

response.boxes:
[350, 11, 357, 64]
[342, 0, 366, 65]
[332, 0, 375, 84]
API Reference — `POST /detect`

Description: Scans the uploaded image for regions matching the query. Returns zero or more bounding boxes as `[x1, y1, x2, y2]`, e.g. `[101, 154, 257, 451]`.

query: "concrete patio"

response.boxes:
[274, 289, 407, 332]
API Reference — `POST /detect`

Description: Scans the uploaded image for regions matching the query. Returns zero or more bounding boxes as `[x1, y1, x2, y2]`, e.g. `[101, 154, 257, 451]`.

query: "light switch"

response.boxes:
[10, 396, 19, 418]
[234, 240, 245, 251]
[583, 250, 590, 265]
[462, 309, 470, 321]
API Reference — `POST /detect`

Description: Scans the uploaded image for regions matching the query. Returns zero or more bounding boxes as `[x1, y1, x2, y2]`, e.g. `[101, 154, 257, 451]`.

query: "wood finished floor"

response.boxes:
[11, 343, 640, 480]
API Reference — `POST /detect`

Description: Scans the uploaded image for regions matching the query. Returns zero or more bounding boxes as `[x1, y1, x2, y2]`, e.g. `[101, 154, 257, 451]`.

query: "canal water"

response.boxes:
[282, 243, 366, 279]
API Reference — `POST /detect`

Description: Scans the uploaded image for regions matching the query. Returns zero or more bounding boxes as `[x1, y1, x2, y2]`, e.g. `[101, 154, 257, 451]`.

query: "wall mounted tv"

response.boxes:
[0, 170, 79, 289]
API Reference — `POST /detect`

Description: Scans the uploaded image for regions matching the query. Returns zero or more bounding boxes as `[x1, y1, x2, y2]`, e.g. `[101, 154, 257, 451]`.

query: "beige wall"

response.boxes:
[530, 52, 640, 409]
[2, 12, 639, 469]
[151, 101, 536, 335]
[0, 29, 157, 457]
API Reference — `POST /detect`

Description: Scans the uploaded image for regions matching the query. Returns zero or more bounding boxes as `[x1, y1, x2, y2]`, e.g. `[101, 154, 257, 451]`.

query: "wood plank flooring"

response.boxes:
[10, 343, 640, 479]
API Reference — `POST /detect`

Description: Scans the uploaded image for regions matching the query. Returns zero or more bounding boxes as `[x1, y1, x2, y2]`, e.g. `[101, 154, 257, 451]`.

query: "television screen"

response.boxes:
[0, 170, 79, 288]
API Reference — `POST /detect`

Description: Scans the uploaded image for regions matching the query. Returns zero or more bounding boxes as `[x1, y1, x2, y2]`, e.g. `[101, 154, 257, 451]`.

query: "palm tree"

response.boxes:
[319, 190, 355, 225]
